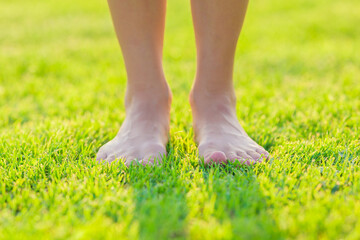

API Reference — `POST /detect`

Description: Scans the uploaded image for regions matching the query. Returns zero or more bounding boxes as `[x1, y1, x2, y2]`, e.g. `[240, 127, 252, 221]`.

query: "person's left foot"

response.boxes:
[190, 89, 269, 165]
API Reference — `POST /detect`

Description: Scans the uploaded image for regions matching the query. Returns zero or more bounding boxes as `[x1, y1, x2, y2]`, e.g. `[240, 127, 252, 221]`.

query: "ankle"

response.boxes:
[125, 81, 172, 110]
[189, 84, 236, 111]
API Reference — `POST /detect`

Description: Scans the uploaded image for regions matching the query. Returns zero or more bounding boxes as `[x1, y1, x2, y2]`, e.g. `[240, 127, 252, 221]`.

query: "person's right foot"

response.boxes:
[96, 85, 172, 166]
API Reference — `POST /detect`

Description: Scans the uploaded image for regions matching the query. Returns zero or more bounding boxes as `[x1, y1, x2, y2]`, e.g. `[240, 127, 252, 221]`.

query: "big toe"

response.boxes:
[139, 146, 166, 166]
[96, 150, 108, 163]
[203, 151, 227, 165]
[140, 153, 165, 166]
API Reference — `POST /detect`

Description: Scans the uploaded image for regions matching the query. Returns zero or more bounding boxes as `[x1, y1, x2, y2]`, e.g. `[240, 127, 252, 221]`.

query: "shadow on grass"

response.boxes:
[125, 158, 189, 240]
[195, 162, 284, 239]
[116, 156, 284, 239]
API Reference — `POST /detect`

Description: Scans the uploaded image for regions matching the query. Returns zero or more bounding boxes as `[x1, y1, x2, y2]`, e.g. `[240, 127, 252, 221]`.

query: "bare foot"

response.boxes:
[96, 85, 171, 166]
[190, 88, 269, 165]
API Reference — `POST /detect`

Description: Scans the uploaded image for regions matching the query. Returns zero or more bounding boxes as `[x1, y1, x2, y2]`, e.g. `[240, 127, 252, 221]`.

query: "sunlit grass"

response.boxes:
[0, 0, 359, 239]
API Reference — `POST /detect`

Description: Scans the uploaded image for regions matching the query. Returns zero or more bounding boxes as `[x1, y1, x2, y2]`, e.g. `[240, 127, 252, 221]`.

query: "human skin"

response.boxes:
[96, 0, 269, 165]
[96, 0, 171, 165]
[189, 0, 269, 164]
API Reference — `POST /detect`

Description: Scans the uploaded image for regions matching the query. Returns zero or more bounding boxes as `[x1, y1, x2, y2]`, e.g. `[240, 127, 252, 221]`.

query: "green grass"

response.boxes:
[1, 0, 360, 239]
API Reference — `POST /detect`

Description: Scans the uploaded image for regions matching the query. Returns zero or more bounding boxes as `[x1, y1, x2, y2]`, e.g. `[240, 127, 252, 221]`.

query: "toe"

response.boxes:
[247, 151, 262, 162]
[255, 148, 270, 159]
[204, 151, 227, 164]
[96, 150, 107, 163]
[227, 153, 247, 164]
[125, 156, 139, 166]
[141, 144, 166, 165]
[106, 154, 120, 163]
[138, 159, 153, 166]
[141, 152, 165, 166]
[236, 151, 256, 165]
[236, 151, 252, 160]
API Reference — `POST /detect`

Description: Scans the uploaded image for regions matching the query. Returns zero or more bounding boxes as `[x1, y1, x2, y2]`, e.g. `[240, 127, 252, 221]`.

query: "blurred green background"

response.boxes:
[0, 0, 359, 239]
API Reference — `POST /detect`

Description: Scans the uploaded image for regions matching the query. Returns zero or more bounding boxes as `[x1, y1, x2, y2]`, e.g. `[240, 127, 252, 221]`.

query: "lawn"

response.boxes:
[1, 0, 360, 239]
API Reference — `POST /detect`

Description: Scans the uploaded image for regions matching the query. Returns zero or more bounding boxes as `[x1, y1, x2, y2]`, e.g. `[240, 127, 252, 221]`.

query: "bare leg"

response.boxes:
[190, 0, 269, 165]
[97, 0, 171, 165]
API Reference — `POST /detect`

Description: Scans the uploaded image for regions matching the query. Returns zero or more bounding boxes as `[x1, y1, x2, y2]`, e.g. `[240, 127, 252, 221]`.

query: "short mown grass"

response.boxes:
[0, 0, 359, 239]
